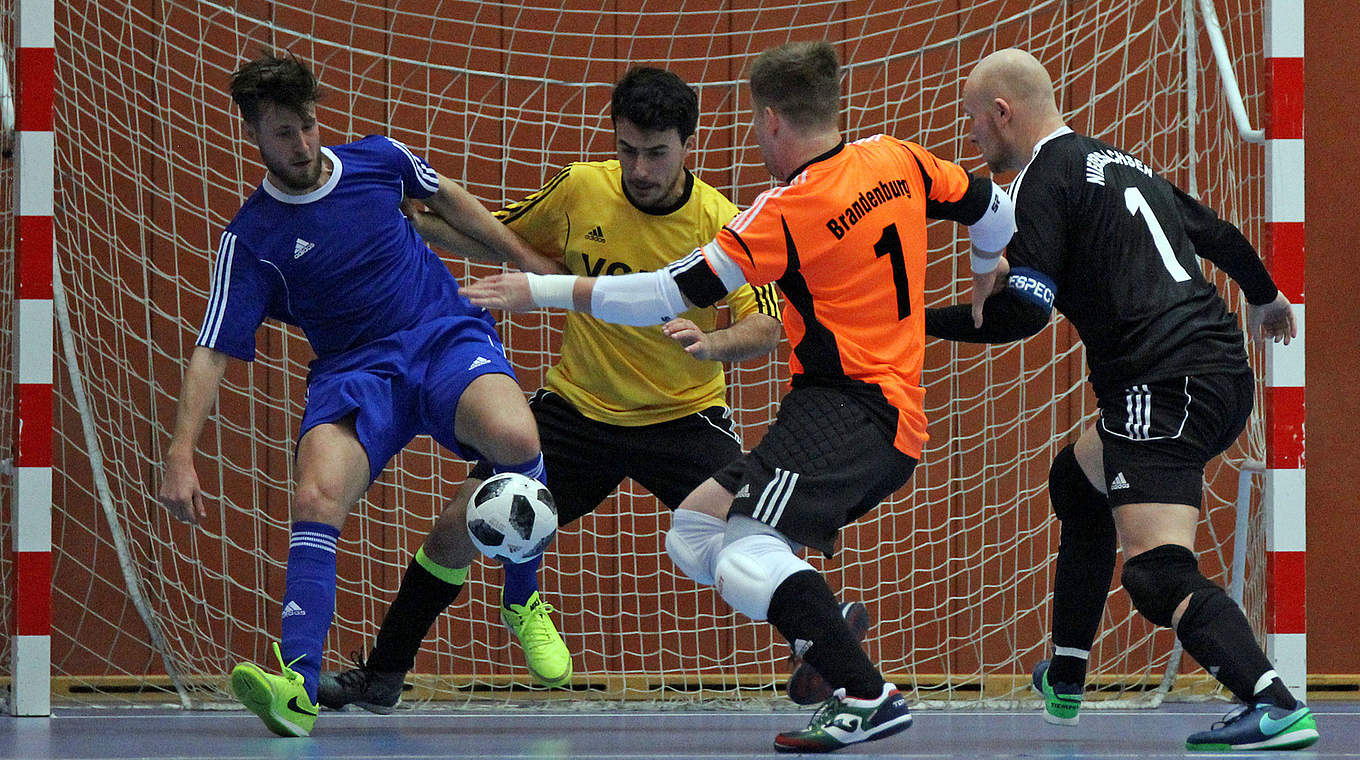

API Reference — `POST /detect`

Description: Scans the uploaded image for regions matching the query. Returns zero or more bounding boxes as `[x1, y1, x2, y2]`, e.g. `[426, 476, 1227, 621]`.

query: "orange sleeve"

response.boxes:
[899, 140, 973, 204]
[710, 186, 793, 287]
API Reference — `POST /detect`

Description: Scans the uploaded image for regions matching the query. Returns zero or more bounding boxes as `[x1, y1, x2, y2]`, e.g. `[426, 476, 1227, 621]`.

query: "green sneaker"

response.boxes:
[501, 591, 572, 687]
[1031, 659, 1082, 725]
[230, 642, 319, 737]
[774, 683, 913, 753]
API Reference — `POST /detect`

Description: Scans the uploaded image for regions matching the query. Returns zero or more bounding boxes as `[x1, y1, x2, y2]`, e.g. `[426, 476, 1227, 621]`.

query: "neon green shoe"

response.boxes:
[230, 642, 318, 737]
[501, 591, 572, 687]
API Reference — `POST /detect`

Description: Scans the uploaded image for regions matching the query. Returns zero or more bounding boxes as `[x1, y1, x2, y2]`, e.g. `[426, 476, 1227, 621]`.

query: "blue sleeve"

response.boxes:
[376, 136, 440, 200]
[195, 231, 271, 361]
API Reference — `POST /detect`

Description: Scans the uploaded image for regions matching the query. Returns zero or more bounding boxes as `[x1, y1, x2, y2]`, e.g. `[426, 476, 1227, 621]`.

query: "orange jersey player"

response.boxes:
[464, 41, 1014, 754]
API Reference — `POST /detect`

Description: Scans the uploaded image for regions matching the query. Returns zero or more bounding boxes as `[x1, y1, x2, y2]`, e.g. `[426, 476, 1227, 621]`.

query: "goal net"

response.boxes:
[9, 0, 1268, 708]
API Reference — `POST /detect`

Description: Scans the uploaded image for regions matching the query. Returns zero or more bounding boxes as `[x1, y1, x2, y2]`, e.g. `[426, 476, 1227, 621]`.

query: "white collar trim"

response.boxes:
[262, 146, 341, 204]
[1031, 125, 1074, 160]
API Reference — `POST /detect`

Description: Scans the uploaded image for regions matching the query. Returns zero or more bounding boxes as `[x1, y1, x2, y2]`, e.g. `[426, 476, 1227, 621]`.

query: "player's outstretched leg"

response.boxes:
[231, 642, 319, 738]
[1121, 543, 1320, 750]
[787, 601, 871, 705]
[1185, 703, 1319, 751]
[1030, 659, 1083, 726]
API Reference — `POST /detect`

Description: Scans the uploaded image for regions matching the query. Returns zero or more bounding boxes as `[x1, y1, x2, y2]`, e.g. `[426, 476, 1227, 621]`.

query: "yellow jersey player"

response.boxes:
[316, 67, 781, 710]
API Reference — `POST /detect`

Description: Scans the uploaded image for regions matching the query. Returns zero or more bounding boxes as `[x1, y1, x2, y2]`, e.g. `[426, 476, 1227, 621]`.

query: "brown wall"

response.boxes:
[1303, 0, 1360, 675]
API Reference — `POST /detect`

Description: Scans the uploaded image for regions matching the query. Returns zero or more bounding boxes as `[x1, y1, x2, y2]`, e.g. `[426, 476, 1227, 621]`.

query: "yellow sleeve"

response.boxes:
[723, 282, 781, 322]
[494, 165, 575, 257]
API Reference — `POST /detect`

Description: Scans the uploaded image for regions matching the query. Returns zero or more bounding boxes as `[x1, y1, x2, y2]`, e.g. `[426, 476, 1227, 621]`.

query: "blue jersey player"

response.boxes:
[156, 54, 557, 737]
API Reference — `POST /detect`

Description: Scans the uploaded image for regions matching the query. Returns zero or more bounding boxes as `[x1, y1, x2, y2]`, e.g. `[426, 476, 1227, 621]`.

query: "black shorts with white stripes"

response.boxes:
[1095, 369, 1254, 508]
[713, 385, 918, 556]
[470, 389, 743, 526]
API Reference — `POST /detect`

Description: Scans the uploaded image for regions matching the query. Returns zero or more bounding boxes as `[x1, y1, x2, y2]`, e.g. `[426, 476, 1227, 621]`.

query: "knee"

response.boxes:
[713, 535, 814, 621]
[1049, 443, 1109, 524]
[482, 424, 540, 468]
[1120, 544, 1217, 628]
[292, 482, 350, 527]
[666, 510, 726, 586]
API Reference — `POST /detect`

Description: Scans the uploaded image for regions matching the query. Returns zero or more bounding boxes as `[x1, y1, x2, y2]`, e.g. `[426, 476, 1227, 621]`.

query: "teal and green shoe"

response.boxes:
[230, 642, 319, 737]
[1031, 659, 1082, 726]
[1185, 703, 1319, 751]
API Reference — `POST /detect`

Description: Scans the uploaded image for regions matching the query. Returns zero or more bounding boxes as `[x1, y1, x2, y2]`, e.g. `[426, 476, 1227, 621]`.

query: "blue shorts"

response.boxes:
[299, 314, 518, 483]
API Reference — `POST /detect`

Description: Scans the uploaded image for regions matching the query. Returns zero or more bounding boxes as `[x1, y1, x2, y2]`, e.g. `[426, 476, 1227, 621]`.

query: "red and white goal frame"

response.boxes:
[4, 0, 1305, 712]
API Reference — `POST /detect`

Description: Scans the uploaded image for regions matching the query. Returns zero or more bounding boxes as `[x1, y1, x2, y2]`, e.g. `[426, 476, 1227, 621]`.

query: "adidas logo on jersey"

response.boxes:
[1110, 472, 1130, 490]
[293, 238, 315, 259]
[734, 484, 751, 499]
[792, 638, 813, 658]
[584, 225, 606, 243]
[468, 356, 491, 370]
[282, 601, 306, 618]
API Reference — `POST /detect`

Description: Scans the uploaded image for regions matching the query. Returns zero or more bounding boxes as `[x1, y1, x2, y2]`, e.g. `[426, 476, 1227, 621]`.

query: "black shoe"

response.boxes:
[316, 651, 405, 714]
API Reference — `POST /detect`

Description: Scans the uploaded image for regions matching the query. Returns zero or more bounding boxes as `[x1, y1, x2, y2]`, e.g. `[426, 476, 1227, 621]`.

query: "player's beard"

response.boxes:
[269, 154, 324, 192]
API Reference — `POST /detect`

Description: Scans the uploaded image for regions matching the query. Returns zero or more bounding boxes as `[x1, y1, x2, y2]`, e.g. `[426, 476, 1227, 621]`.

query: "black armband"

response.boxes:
[925, 267, 1054, 343]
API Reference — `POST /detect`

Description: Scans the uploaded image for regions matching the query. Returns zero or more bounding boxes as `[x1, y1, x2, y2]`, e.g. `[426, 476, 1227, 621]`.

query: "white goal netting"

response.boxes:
[3, 0, 1268, 708]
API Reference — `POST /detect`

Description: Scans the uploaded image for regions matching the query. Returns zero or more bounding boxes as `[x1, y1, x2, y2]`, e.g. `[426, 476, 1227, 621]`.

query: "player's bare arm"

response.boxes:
[402, 196, 565, 275]
[662, 312, 781, 362]
[158, 345, 230, 525]
[422, 175, 561, 274]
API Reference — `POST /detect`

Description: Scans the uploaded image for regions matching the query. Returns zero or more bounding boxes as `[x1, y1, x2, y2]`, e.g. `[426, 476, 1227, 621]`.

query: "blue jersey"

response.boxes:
[197, 135, 488, 361]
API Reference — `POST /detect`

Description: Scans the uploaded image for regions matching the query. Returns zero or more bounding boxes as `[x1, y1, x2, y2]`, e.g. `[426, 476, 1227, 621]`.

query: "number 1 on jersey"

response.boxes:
[874, 223, 911, 319]
[1124, 186, 1191, 282]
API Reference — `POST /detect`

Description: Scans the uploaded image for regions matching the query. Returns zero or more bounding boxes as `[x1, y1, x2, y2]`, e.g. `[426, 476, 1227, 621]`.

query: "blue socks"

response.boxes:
[280, 521, 340, 702]
[494, 453, 548, 607]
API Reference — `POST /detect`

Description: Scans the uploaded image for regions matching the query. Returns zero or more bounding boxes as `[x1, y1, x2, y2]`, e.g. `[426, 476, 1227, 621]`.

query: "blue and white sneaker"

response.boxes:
[1185, 702, 1319, 751]
[774, 683, 912, 753]
[1031, 659, 1082, 725]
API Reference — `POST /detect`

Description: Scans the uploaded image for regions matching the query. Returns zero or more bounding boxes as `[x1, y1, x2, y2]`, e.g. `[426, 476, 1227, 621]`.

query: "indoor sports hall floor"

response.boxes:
[2, 702, 1358, 759]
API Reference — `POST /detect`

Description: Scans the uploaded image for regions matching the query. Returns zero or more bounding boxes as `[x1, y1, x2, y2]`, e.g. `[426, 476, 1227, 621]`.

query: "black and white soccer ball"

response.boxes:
[465, 472, 557, 563]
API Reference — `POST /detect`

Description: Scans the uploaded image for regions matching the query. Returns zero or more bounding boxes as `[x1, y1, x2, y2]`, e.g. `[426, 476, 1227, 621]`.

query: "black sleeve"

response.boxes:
[924, 289, 1051, 344]
[1172, 184, 1278, 305]
[923, 169, 994, 225]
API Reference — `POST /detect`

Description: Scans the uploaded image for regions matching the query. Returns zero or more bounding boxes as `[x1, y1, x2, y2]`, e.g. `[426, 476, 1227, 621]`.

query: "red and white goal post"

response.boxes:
[4, 0, 1303, 711]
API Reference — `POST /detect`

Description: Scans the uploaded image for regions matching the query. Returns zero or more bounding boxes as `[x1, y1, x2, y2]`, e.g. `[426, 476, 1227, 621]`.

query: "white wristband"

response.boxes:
[524, 273, 577, 309]
[970, 251, 1002, 274]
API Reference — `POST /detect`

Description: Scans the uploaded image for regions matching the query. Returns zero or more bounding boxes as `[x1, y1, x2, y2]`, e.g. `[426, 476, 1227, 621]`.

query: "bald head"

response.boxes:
[962, 48, 1065, 173]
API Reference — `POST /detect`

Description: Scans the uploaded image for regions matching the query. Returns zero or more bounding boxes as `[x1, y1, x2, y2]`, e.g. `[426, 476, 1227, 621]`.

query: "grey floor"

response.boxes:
[3, 702, 1358, 759]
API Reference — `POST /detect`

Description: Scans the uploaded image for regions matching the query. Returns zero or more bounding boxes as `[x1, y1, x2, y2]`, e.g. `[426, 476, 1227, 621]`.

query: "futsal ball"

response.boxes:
[465, 472, 558, 563]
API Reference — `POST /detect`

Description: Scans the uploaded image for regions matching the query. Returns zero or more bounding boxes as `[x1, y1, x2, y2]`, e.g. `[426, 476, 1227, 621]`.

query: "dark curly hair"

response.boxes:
[610, 67, 699, 141]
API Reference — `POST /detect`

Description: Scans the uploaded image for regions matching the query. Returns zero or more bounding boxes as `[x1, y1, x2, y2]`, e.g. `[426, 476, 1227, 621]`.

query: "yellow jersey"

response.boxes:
[496, 160, 780, 426]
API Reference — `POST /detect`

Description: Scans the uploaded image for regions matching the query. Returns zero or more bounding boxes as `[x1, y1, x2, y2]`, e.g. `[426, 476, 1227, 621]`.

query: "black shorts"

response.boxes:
[1096, 369, 1254, 508]
[713, 386, 918, 557]
[470, 389, 743, 526]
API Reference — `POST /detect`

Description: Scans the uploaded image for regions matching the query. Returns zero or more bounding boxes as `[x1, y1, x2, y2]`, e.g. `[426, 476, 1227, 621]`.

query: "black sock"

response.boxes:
[1175, 587, 1297, 710]
[1048, 510, 1116, 685]
[365, 555, 464, 674]
[767, 570, 884, 700]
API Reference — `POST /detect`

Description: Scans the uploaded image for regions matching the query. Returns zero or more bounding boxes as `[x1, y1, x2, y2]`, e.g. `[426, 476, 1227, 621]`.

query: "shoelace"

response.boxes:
[516, 603, 558, 647]
[1210, 703, 1254, 730]
[333, 650, 373, 691]
[271, 641, 308, 681]
[806, 688, 849, 727]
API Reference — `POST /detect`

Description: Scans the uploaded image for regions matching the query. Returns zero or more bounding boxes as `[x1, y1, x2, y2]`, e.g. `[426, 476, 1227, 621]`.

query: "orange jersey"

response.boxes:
[706, 136, 985, 456]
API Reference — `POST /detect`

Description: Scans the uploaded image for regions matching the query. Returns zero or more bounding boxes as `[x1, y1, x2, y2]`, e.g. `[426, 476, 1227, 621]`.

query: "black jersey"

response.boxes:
[1007, 129, 1248, 399]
